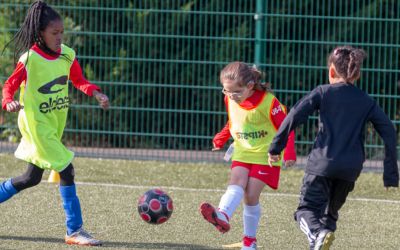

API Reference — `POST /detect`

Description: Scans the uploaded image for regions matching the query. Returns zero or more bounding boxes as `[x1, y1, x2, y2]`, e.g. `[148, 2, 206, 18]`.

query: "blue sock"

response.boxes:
[0, 179, 18, 203]
[59, 184, 83, 235]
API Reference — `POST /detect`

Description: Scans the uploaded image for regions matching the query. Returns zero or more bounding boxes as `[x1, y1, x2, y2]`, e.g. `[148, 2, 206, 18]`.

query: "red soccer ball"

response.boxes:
[137, 188, 173, 224]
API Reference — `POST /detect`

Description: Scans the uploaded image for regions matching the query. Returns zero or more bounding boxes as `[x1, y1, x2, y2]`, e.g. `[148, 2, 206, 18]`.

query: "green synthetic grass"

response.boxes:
[0, 153, 398, 250]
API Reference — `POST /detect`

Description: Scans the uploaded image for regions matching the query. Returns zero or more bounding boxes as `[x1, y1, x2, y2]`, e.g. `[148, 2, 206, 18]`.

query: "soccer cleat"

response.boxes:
[314, 229, 335, 250]
[65, 228, 102, 246]
[199, 202, 230, 233]
[242, 236, 257, 250]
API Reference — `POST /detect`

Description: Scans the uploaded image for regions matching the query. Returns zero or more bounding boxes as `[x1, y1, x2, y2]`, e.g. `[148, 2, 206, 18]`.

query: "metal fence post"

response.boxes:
[254, 0, 266, 67]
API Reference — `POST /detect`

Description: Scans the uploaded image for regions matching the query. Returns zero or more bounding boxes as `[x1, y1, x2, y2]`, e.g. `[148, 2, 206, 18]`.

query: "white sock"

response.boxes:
[218, 185, 244, 219]
[243, 203, 261, 238]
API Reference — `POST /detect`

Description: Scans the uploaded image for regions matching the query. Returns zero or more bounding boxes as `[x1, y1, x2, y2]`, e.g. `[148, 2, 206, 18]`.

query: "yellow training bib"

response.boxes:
[15, 44, 75, 171]
[228, 92, 283, 165]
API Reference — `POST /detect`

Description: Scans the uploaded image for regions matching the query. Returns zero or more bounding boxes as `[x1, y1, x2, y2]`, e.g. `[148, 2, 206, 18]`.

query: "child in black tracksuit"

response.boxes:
[268, 46, 399, 250]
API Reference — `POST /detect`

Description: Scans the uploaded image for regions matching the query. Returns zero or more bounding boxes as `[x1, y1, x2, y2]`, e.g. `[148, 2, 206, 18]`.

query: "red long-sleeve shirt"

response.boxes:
[213, 90, 296, 162]
[2, 44, 100, 110]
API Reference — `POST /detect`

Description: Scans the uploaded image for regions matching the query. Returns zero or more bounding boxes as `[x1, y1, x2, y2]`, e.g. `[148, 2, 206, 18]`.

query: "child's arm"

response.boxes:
[212, 122, 231, 151]
[268, 87, 322, 165]
[368, 103, 399, 187]
[69, 59, 109, 110]
[2, 62, 26, 112]
[270, 98, 296, 166]
[212, 96, 231, 151]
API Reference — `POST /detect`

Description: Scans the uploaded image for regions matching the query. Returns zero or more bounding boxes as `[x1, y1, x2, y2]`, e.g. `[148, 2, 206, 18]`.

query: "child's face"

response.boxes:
[41, 19, 64, 52]
[221, 79, 254, 103]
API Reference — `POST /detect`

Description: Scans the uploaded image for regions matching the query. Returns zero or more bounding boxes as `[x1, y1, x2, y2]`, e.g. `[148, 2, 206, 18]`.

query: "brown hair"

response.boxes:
[327, 46, 367, 82]
[219, 61, 271, 91]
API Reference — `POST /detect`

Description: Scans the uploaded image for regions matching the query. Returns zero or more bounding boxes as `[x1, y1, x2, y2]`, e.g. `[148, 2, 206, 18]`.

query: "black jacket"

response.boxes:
[269, 83, 399, 186]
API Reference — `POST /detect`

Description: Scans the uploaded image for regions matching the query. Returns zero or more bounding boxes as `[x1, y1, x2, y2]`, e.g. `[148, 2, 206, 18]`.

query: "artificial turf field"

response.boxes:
[0, 153, 399, 250]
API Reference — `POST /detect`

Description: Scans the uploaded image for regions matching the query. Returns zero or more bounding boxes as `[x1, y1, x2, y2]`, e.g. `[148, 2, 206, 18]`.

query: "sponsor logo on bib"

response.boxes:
[39, 96, 70, 113]
[38, 75, 68, 94]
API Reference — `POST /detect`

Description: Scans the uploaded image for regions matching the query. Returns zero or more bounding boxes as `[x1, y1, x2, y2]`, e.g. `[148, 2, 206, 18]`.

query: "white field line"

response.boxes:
[2, 176, 396, 204]
[63, 180, 400, 205]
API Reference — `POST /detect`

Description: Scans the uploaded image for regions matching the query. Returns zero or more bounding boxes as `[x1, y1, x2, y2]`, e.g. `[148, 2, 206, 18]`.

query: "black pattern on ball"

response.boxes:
[137, 188, 173, 224]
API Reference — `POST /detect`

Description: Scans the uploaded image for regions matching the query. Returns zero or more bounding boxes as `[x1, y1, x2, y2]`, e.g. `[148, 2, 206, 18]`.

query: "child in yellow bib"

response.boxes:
[1, 1, 109, 246]
[200, 62, 297, 250]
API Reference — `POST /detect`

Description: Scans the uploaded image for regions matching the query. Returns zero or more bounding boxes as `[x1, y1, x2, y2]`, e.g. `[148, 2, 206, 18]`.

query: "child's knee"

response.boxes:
[244, 192, 260, 205]
[13, 174, 41, 190]
[59, 164, 75, 186]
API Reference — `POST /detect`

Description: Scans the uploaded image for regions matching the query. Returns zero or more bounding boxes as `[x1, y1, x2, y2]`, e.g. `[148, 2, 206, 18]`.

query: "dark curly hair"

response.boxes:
[327, 46, 367, 82]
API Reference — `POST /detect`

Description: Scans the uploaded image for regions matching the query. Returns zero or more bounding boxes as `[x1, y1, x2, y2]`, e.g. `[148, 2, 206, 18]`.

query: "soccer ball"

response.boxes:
[137, 188, 173, 224]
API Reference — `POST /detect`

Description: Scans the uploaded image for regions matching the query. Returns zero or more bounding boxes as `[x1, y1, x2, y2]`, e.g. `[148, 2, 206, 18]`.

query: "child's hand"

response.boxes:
[6, 101, 23, 112]
[268, 153, 281, 166]
[93, 90, 109, 110]
[285, 160, 296, 168]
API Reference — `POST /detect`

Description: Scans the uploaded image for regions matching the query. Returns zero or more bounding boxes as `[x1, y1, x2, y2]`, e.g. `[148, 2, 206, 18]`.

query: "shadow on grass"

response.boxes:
[0, 235, 223, 249]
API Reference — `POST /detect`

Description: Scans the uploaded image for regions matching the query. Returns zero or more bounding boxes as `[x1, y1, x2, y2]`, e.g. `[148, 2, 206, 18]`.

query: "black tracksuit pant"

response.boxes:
[294, 173, 355, 242]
